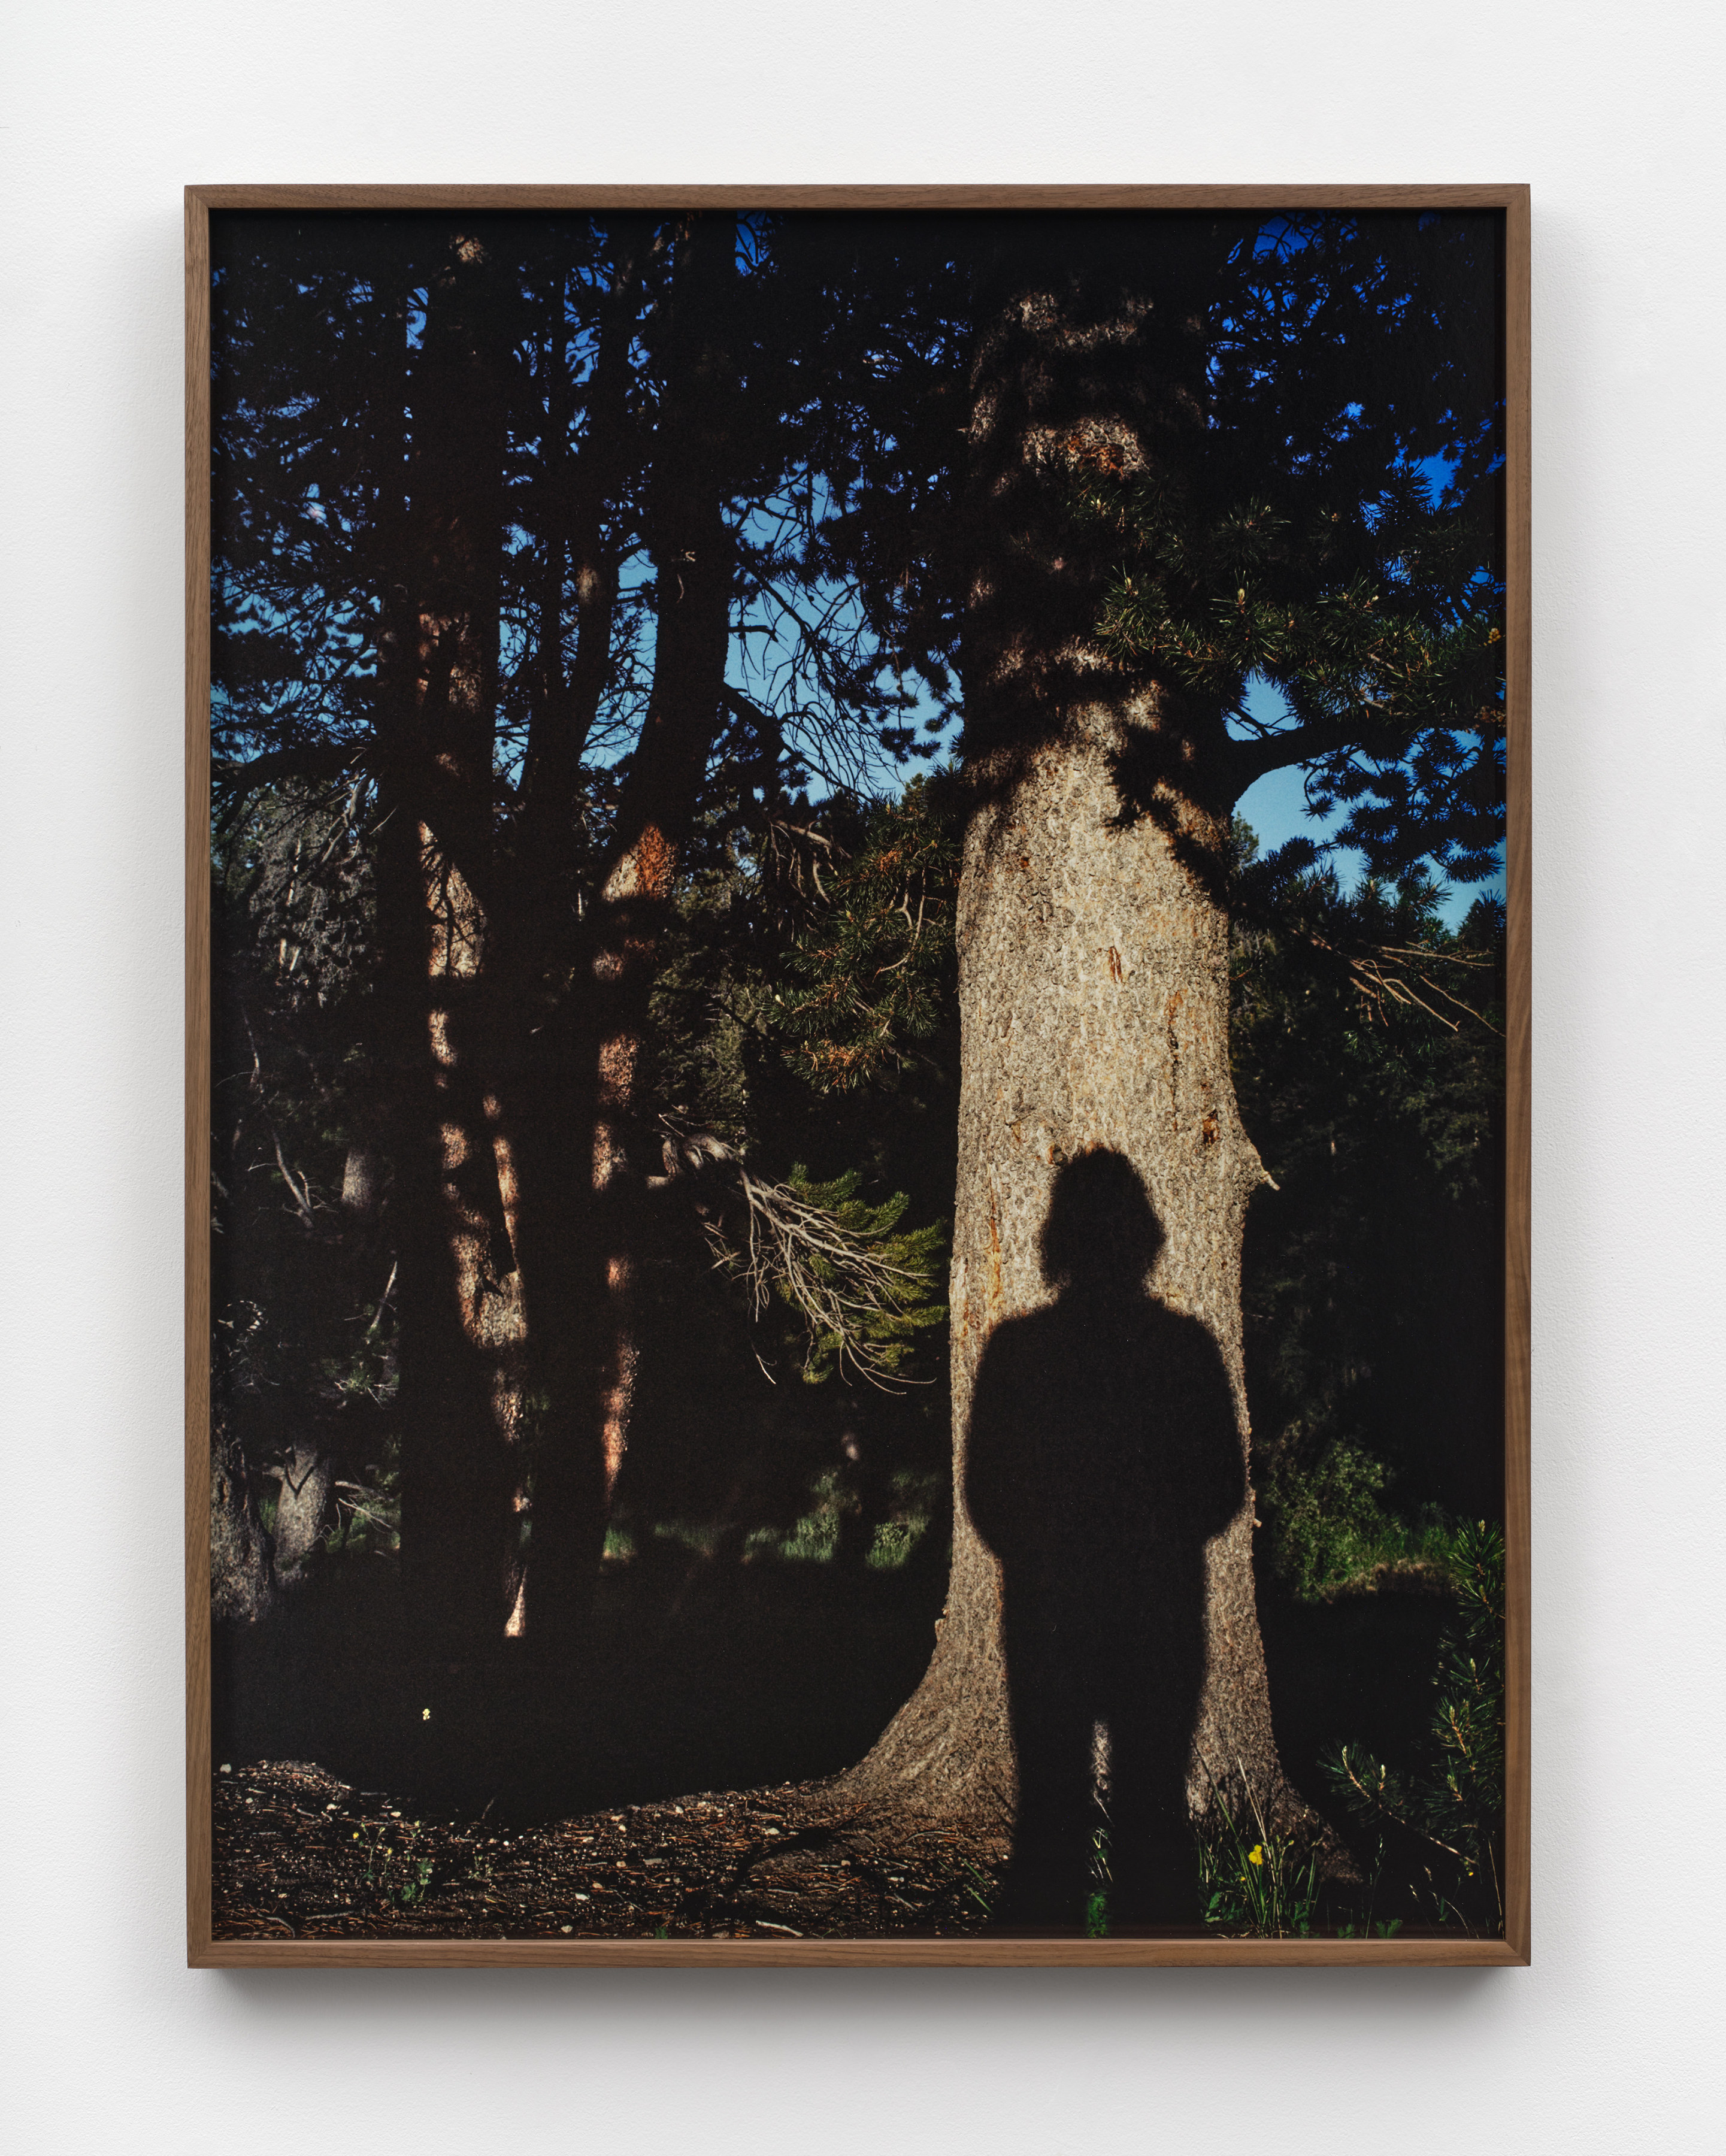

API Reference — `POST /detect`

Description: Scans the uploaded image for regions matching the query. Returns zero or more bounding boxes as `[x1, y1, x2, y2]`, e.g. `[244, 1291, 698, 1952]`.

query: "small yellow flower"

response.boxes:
[1487, 627, 1502, 644]
[422, 1708, 431, 1721]
[1247, 1845, 1264, 1867]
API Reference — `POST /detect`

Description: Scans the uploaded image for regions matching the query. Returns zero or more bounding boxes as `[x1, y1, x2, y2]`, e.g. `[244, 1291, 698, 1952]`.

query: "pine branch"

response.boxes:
[656, 1127, 944, 1391]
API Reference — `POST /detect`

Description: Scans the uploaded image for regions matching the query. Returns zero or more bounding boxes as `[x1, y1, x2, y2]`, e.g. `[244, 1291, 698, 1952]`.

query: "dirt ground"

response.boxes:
[212, 1760, 1007, 1942]
[207, 1521, 1461, 1943]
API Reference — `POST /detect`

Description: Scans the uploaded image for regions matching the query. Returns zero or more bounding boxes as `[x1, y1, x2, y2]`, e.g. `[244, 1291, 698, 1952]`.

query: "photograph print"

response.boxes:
[191, 188, 1525, 1961]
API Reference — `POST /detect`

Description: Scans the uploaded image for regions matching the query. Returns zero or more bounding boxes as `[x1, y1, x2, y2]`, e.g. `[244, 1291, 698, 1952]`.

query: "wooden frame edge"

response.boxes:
[185, 182, 1531, 1971]
[185, 182, 1527, 214]
[190, 1936, 1525, 1970]
[1501, 183, 1532, 1969]
[186, 186, 215, 1967]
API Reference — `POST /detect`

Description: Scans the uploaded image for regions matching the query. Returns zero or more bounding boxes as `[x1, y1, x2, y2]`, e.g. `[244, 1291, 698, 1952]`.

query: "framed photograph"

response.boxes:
[186, 184, 1528, 1966]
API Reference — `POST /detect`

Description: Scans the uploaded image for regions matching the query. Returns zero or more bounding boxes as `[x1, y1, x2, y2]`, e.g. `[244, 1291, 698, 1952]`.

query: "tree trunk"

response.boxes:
[515, 212, 740, 1647]
[269, 1441, 334, 1579]
[502, 236, 645, 1649]
[372, 230, 526, 1649]
[517, 228, 642, 936]
[271, 1143, 383, 1580]
[847, 724, 1286, 1821]
[844, 229, 1300, 1889]
[210, 1410, 274, 1624]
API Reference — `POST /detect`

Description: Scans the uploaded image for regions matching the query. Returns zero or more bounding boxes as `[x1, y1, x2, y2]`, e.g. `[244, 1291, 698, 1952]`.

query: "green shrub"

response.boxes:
[1321, 1519, 1505, 1932]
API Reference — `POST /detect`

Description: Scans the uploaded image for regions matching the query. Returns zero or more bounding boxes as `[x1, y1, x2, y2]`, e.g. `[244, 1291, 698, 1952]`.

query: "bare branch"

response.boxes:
[656, 1125, 937, 1391]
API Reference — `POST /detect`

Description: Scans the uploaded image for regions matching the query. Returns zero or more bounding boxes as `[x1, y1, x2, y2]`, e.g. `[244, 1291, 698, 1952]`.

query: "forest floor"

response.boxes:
[212, 1760, 1006, 1941]
[208, 1528, 1461, 1943]
[211, 1528, 1013, 1939]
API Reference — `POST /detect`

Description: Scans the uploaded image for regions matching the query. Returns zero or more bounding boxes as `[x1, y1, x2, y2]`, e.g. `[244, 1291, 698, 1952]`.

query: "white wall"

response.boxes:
[3, 4, 1719, 2150]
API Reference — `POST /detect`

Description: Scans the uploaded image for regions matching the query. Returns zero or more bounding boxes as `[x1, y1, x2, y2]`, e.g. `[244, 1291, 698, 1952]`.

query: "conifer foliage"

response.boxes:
[775, 776, 960, 1094]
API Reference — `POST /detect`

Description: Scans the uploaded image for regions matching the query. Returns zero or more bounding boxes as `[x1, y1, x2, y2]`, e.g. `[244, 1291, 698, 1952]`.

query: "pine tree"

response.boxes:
[835, 213, 1504, 1888]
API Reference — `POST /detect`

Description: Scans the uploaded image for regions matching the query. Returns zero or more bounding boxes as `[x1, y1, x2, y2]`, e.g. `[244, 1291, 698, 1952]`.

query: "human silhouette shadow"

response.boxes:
[966, 1150, 1244, 1931]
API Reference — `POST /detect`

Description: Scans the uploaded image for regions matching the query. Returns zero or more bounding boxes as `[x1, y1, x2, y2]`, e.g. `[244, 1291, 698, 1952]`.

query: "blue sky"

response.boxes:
[1226, 450, 1506, 933]
[1231, 674, 1504, 931]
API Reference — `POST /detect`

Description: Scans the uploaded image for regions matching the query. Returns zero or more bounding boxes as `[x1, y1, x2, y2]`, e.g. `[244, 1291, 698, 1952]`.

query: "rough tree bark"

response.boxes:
[844, 227, 1301, 1843]
[268, 1440, 333, 1581]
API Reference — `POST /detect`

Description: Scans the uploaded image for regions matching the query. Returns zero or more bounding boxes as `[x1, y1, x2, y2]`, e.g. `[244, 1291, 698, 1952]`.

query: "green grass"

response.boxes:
[1197, 1801, 1322, 1939]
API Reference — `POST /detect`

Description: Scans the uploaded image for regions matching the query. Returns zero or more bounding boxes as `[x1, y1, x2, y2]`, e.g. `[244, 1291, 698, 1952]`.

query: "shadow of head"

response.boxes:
[1038, 1149, 1164, 1297]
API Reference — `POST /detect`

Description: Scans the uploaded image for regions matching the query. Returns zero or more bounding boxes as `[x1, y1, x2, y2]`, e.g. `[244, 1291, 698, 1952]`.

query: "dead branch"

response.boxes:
[656, 1123, 935, 1390]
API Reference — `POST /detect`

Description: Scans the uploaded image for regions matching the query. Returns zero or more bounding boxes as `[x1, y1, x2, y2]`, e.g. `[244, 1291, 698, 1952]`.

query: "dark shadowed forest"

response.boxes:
[207, 205, 1506, 1942]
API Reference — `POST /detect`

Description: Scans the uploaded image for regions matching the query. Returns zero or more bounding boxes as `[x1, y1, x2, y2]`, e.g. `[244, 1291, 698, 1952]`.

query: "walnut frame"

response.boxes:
[186, 183, 1530, 1969]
